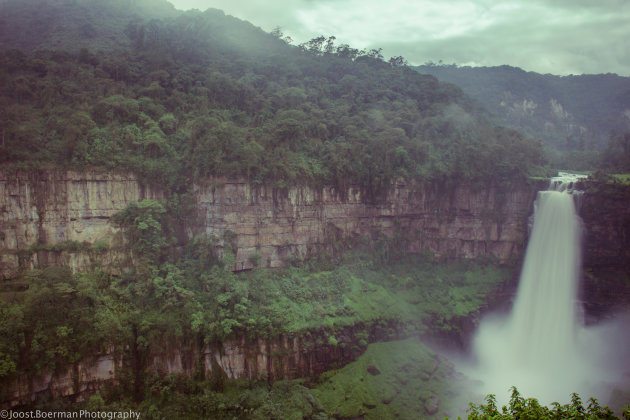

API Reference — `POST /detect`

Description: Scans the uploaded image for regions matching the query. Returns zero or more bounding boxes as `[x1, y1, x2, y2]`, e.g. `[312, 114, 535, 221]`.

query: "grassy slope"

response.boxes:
[310, 338, 474, 419]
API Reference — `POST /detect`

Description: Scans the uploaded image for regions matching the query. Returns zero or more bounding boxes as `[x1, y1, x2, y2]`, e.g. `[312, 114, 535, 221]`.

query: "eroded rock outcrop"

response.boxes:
[580, 183, 630, 271]
[196, 179, 536, 270]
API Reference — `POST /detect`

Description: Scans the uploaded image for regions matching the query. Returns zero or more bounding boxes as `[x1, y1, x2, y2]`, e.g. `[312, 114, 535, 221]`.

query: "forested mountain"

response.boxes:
[415, 64, 630, 170]
[0, 0, 546, 194]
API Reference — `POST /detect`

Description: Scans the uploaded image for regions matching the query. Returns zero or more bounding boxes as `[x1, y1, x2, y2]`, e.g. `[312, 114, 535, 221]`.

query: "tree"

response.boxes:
[389, 56, 408, 67]
[300, 35, 326, 55]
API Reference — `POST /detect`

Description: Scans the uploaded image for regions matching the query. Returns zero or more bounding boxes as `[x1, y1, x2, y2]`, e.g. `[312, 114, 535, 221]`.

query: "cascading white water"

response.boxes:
[508, 174, 583, 369]
[469, 172, 597, 404]
[460, 172, 630, 413]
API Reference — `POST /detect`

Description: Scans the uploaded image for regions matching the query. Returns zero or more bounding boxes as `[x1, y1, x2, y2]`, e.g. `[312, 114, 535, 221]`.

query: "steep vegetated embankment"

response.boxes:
[0, 0, 545, 192]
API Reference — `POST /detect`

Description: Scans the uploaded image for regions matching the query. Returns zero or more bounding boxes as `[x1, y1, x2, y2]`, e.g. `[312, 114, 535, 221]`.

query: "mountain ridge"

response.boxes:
[415, 64, 630, 153]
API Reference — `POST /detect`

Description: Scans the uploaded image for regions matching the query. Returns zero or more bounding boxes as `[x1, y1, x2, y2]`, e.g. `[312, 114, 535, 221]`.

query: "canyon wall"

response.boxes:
[4, 168, 630, 407]
[196, 179, 535, 270]
[1, 168, 538, 279]
[1, 168, 538, 406]
[4, 322, 403, 407]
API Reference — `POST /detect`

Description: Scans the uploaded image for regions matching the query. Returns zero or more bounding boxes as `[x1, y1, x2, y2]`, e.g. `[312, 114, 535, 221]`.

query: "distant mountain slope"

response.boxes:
[415, 64, 630, 151]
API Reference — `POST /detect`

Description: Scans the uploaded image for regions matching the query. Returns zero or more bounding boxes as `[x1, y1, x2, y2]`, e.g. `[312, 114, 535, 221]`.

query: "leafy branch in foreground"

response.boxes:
[467, 387, 629, 419]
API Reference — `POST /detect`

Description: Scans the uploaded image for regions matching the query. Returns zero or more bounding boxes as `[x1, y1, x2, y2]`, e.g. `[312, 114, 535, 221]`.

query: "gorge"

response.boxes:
[1, 168, 629, 412]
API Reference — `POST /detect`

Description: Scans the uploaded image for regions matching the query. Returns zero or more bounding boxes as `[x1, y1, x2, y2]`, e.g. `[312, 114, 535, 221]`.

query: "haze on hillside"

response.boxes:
[168, 0, 630, 77]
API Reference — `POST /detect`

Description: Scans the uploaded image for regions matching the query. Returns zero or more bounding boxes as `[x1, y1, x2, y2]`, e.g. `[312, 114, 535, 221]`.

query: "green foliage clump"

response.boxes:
[600, 133, 630, 173]
[236, 255, 508, 336]
[135, 376, 328, 420]
[111, 199, 173, 262]
[468, 387, 628, 420]
[0, 267, 110, 385]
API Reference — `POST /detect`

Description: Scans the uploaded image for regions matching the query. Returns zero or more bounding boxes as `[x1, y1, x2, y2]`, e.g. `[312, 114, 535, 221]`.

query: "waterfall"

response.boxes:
[509, 173, 583, 369]
[469, 172, 597, 404]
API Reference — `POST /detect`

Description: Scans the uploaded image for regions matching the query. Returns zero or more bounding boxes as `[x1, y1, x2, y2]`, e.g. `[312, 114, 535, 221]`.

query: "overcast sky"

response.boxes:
[167, 0, 630, 76]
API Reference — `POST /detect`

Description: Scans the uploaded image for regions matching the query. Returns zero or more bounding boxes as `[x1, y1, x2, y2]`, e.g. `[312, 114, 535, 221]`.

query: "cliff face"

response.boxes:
[1, 168, 537, 279]
[3, 322, 394, 407]
[580, 183, 630, 271]
[6, 169, 630, 408]
[6, 169, 626, 282]
[579, 183, 630, 315]
[0, 169, 163, 279]
[197, 180, 535, 270]
[3, 317, 464, 408]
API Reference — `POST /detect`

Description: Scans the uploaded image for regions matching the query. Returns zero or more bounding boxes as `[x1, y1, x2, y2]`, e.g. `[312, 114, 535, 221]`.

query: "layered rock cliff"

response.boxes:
[5, 329, 359, 407]
[579, 181, 630, 316]
[581, 183, 630, 271]
[1, 168, 538, 279]
[3, 317, 467, 408]
[0, 169, 164, 279]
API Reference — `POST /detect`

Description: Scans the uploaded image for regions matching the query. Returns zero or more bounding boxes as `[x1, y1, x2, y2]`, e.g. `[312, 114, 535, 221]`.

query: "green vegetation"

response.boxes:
[468, 387, 630, 420]
[581, 172, 630, 199]
[612, 174, 630, 185]
[7, 336, 626, 419]
[0, 200, 510, 378]
[4, 339, 461, 418]
[0, 197, 512, 407]
[0, 267, 111, 381]
[311, 339, 467, 419]
[0, 0, 545, 195]
[244, 254, 508, 335]
[601, 133, 630, 174]
[133, 376, 329, 419]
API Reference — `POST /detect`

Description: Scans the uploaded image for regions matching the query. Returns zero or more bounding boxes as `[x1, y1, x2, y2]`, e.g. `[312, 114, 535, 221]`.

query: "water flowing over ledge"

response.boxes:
[467, 172, 630, 407]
